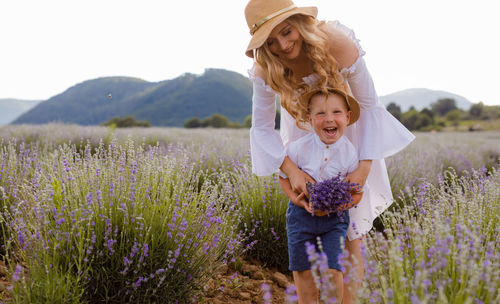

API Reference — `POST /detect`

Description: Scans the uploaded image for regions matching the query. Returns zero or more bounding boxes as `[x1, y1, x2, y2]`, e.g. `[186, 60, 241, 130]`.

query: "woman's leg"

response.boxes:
[342, 237, 364, 304]
[293, 270, 318, 304]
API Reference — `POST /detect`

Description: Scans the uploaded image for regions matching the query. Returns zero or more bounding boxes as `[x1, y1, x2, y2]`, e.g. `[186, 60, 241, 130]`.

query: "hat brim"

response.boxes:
[300, 87, 360, 126]
[245, 6, 317, 58]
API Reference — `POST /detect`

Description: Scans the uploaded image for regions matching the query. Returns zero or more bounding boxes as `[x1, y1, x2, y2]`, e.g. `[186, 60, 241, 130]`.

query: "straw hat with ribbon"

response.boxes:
[245, 0, 317, 58]
[299, 87, 360, 126]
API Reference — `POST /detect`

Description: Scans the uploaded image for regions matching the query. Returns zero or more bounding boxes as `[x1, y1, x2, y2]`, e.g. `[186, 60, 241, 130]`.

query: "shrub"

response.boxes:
[230, 165, 290, 272]
[101, 116, 151, 128]
[4, 140, 244, 303]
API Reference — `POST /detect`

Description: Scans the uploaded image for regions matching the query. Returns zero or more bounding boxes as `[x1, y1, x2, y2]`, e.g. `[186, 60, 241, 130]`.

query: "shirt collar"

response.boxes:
[312, 133, 345, 150]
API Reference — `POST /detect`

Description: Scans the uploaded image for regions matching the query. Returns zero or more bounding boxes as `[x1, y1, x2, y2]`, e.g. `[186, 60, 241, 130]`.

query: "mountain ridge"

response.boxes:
[0, 99, 42, 125]
[379, 88, 472, 111]
[5, 70, 474, 126]
[12, 69, 253, 126]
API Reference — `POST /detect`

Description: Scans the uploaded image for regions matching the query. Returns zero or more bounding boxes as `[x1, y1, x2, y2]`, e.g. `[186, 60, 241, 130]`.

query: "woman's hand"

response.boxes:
[345, 160, 372, 188]
[281, 156, 316, 197]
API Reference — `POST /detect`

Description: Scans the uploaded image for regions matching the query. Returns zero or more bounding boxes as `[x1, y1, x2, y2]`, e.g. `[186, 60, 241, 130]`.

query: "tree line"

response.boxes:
[184, 98, 500, 131]
[101, 98, 500, 131]
[387, 99, 500, 131]
[184, 112, 281, 129]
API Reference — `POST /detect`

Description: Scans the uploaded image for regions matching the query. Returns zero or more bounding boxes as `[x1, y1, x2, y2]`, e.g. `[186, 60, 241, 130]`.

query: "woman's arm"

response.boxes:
[249, 65, 287, 176]
[327, 21, 415, 162]
[337, 191, 364, 213]
[250, 65, 317, 196]
[324, 22, 376, 187]
[345, 159, 372, 187]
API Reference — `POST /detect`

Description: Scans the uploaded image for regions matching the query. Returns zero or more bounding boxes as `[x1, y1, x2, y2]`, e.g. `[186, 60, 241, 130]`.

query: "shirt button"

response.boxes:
[324, 158, 328, 161]
[326, 145, 329, 149]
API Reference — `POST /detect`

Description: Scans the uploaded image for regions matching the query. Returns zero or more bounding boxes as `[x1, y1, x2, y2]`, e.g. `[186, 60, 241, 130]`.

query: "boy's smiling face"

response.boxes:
[308, 93, 351, 145]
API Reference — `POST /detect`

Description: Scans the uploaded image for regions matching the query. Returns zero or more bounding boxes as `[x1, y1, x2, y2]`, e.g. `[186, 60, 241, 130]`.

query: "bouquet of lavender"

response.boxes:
[306, 175, 360, 217]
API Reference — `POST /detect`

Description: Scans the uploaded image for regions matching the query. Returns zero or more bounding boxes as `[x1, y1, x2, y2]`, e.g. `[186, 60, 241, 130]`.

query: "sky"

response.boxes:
[1, 0, 499, 105]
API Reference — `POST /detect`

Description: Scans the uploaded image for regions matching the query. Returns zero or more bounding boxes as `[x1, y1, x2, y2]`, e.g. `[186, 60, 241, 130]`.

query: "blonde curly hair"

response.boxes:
[254, 14, 349, 125]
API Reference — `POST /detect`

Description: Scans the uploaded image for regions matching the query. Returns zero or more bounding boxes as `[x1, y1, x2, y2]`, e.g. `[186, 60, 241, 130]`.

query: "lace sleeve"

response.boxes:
[247, 66, 286, 176]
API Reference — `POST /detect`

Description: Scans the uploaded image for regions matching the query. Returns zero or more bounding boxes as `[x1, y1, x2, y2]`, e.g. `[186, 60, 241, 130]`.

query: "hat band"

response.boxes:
[250, 4, 296, 35]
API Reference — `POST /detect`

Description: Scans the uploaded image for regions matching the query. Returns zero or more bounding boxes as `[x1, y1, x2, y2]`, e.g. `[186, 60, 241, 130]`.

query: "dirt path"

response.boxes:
[0, 260, 12, 303]
[200, 258, 292, 304]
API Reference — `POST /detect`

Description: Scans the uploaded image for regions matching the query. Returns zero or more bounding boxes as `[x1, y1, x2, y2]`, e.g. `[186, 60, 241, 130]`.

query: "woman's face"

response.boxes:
[266, 20, 303, 60]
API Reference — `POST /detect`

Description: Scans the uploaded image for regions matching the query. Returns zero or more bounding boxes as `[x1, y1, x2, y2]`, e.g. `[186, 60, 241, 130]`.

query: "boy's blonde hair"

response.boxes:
[255, 15, 349, 121]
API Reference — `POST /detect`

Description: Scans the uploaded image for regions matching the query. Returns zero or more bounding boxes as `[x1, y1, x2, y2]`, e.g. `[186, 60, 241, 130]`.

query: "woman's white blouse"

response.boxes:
[248, 20, 415, 239]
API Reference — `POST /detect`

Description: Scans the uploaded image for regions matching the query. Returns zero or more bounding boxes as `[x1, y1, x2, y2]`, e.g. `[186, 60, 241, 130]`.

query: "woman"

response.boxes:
[244, 0, 415, 302]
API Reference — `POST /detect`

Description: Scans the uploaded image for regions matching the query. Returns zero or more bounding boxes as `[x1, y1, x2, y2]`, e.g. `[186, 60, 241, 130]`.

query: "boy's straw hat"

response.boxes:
[245, 0, 317, 58]
[300, 87, 361, 126]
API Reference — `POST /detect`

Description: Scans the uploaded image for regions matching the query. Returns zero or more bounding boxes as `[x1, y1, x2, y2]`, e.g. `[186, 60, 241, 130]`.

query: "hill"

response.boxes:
[12, 69, 253, 127]
[0, 99, 42, 125]
[379, 88, 472, 112]
[10, 72, 476, 127]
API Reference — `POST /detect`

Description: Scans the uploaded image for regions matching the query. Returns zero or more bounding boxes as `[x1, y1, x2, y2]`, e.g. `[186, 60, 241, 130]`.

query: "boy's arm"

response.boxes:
[279, 177, 313, 214]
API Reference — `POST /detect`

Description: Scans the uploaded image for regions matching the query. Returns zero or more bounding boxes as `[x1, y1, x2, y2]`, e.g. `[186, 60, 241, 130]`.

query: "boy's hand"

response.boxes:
[289, 170, 315, 198]
[305, 200, 328, 217]
[350, 190, 363, 207]
[338, 191, 364, 212]
[293, 192, 312, 213]
[300, 197, 327, 216]
[312, 207, 329, 217]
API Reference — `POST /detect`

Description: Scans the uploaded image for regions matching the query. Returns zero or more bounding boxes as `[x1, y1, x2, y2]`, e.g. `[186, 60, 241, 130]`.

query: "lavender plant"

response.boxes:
[386, 131, 500, 199]
[2, 125, 500, 303]
[229, 162, 290, 272]
[305, 239, 338, 303]
[1, 138, 246, 303]
[299, 166, 500, 303]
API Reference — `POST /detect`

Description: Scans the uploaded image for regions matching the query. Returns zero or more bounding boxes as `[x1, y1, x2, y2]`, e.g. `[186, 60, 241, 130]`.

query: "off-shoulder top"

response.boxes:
[247, 21, 416, 240]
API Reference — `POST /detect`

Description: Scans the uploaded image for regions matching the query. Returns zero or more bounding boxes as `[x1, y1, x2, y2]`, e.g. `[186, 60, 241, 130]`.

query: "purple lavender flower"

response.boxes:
[261, 283, 272, 304]
[12, 264, 23, 282]
[306, 175, 359, 217]
[285, 285, 299, 303]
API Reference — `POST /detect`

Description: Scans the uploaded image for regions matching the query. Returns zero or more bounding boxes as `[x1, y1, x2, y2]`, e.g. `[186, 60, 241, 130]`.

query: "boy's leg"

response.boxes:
[293, 270, 318, 304]
[343, 237, 364, 304]
[328, 268, 344, 303]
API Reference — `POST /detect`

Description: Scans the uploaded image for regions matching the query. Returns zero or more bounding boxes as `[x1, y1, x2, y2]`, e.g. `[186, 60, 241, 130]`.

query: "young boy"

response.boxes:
[279, 87, 364, 303]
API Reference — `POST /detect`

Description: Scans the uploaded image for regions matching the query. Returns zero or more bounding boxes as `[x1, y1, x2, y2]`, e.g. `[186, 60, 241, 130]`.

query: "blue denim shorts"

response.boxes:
[286, 201, 349, 271]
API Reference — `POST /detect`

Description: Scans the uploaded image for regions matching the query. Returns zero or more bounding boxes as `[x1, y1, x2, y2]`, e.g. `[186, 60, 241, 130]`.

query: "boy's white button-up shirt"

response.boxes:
[280, 133, 358, 183]
[280, 132, 375, 241]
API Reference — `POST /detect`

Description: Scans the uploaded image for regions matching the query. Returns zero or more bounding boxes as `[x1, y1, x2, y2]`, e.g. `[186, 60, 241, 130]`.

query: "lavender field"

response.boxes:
[0, 124, 499, 303]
